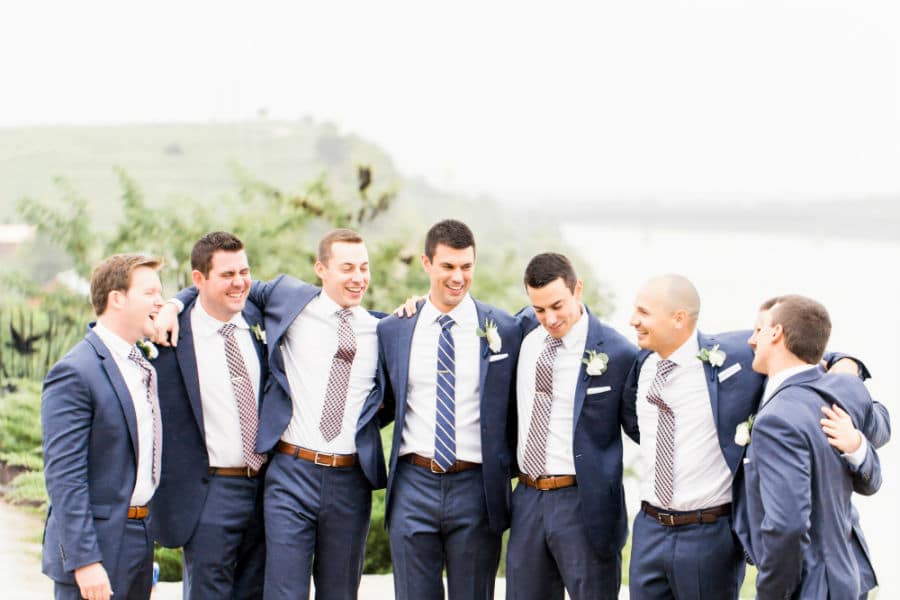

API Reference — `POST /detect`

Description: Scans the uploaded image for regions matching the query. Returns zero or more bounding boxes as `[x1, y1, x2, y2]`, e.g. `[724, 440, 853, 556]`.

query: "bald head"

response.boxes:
[642, 274, 701, 322]
[630, 274, 701, 357]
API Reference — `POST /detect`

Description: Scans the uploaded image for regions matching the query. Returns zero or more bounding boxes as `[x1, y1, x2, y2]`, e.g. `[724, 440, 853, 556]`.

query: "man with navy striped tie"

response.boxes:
[376, 220, 522, 600]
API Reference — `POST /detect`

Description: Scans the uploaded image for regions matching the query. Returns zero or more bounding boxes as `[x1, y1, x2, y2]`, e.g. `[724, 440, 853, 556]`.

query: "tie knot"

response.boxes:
[656, 358, 677, 378]
[438, 314, 455, 330]
[336, 308, 353, 322]
[218, 323, 236, 337]
[545, 335, 563, 350]
[128, 347, 146, 364]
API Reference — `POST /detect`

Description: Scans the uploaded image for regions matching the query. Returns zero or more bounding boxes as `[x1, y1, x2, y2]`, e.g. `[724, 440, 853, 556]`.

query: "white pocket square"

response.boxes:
[718, 362, 741, 382]
[488, 353, 509, 363]
[586, 385, 611, 395]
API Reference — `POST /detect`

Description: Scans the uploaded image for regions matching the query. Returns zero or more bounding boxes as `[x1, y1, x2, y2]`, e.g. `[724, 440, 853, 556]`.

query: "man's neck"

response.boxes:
[97, 315, 137, 345]
[765, 354, 811, 378]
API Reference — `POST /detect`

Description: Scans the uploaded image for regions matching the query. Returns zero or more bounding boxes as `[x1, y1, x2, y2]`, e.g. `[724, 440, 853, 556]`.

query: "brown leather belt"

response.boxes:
[209, 466, 262, 478]
[276, 441, 358, 467]
[127, 505, 149, 520]
[641, 501, 731, 527]
[518, 473, 577, 491]
[403, 453, 480, 474]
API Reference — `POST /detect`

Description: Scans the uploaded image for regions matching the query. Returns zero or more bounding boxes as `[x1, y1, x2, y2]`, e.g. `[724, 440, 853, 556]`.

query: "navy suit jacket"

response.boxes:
[517, 307, 639, 557]
[732, 368, 877, 599]
[151, 298, 268, 548]
[41, 328, 145, 583]
[377, 299, 521, 533]
[623, 329, 765, 476]
[174, 274, 390, 490]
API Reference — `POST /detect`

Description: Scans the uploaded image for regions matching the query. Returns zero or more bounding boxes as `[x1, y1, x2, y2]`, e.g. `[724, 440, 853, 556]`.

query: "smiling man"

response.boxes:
[154, 228, 390, 600]
[376, 219, 521, 600]
[506, 253, 638, 600]
[151, 232, 269, 599]
[42, 254, 164, 600]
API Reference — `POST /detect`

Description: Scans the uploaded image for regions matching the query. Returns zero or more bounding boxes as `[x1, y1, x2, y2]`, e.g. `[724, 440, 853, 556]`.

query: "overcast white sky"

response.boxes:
[2, 1, 898, 203]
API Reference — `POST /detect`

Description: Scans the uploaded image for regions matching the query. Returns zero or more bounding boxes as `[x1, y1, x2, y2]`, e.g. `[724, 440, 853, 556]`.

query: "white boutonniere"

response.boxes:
[136, 339, 158, 360]
[252, 323, 267, 344]
[582, 350, 609, 376]
[476, 319, 502, 353]
[734, 414, 755, 447]
[697, 344, 726, 367]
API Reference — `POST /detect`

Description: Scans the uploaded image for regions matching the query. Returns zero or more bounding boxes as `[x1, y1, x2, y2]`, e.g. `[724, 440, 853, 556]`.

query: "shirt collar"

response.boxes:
[422, 293, 476, 329]
[558, 305, 588, 350]
[316, 290, 367, 320]
[92, 320, 138, 361]
[192, 299, 249, 337]
[762, 363, 817, 406]
[658, 328, 700, 366]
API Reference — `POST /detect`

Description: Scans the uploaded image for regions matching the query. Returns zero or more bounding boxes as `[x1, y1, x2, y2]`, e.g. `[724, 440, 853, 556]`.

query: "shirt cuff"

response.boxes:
[843, 433, 868, 468]
[168, 298, 184, 313]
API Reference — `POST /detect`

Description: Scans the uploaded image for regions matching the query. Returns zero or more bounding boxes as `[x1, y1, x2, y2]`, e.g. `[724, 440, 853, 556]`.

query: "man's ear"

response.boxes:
[672, 308, 688, 330]
[191, 270, 205, 287]
[314, 260, 327, 281]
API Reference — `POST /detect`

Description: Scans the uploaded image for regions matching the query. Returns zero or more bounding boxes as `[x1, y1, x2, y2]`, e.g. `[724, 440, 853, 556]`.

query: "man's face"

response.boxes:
[194, 250, 251, 322]
[748, 309, 777, 374]
[315, 241, 370, 308]
[526, 277, 583, 339]
[122, 266, 164, 340]
[629, 284, 680, 355]
[422, 243, 475, 314]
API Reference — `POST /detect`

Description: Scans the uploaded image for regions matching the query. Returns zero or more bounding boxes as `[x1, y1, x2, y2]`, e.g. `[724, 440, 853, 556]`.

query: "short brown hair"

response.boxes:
[524, 253, 577, 292]
[424, 220, 475, 260]
[759, 294, 831, 363]
[318, 229, 364, 265]
[90, 254, 163, 316]
[191, 231, 245, 276]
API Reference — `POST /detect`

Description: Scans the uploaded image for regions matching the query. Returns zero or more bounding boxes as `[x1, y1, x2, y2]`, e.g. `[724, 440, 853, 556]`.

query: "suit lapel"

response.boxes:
[87, 329, 140, 461]
[392, 304, 423, 430]
[175, 306, 206, 438]
[573, 310, 602, 432]
[473, 300, 491, 400]
[697, 331, 722, 431]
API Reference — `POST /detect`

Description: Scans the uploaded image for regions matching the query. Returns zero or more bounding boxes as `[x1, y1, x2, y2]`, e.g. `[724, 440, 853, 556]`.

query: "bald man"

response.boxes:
[623, 275, 869, 600]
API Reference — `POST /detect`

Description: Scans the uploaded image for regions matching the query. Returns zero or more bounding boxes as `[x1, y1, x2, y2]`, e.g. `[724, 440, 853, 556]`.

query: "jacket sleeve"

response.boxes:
[621, 359, 641, 444]
[849, 442, 882, 496]
[41, 361, 105, 572]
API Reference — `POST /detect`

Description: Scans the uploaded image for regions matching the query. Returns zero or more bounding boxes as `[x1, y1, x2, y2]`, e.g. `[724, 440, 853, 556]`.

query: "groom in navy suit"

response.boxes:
[505, 253, 638, 600]
[42, 254, 164, 600]
[734, 295, 882, 598]
[152, 232, 268, 599]
[377, 220, 521, 600]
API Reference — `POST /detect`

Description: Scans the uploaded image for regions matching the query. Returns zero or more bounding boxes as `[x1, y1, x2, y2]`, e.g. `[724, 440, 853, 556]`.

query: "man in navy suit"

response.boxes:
[155, 228, 388, 600]
[624, 275, 873, 600]
[377, 219, 520, 600]
[734, 294, 882, 598]
[152, 232, 268, 599]
[42, 254, 164, 600]
[505, 253, 638, 600]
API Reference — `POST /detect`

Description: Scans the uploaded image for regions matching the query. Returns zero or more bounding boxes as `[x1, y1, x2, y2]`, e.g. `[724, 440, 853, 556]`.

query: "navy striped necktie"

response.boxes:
[434, 314, 456, 472]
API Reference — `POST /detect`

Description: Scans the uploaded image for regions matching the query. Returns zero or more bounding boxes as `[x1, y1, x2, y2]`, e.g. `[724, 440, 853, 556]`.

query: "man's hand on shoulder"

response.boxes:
[151, 301, 180, 346]
[393, 294, 426, 318]
[821, 403, 863, 454]
[74, 562, 113, 600]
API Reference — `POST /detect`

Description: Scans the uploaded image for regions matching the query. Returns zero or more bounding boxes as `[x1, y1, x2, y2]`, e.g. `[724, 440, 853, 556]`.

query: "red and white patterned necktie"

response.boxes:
[218, 324, 265, 471]
[521, 335, 563, 479]
[646, 358, 677, 506]
[128, 347, 162, 485]
[319, 308, 357, 442]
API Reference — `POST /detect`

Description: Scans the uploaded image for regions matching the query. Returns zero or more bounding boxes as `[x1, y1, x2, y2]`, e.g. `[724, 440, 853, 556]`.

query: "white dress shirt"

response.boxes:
[515, 308, 588, 476]
[762, 363, 868, 466]
[281, 292, 379, 453]
[93, 321, 157, 506]
[399, 295, 483, 463]
[636, 331, 732, 510]
[190, 300, 261, 468]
